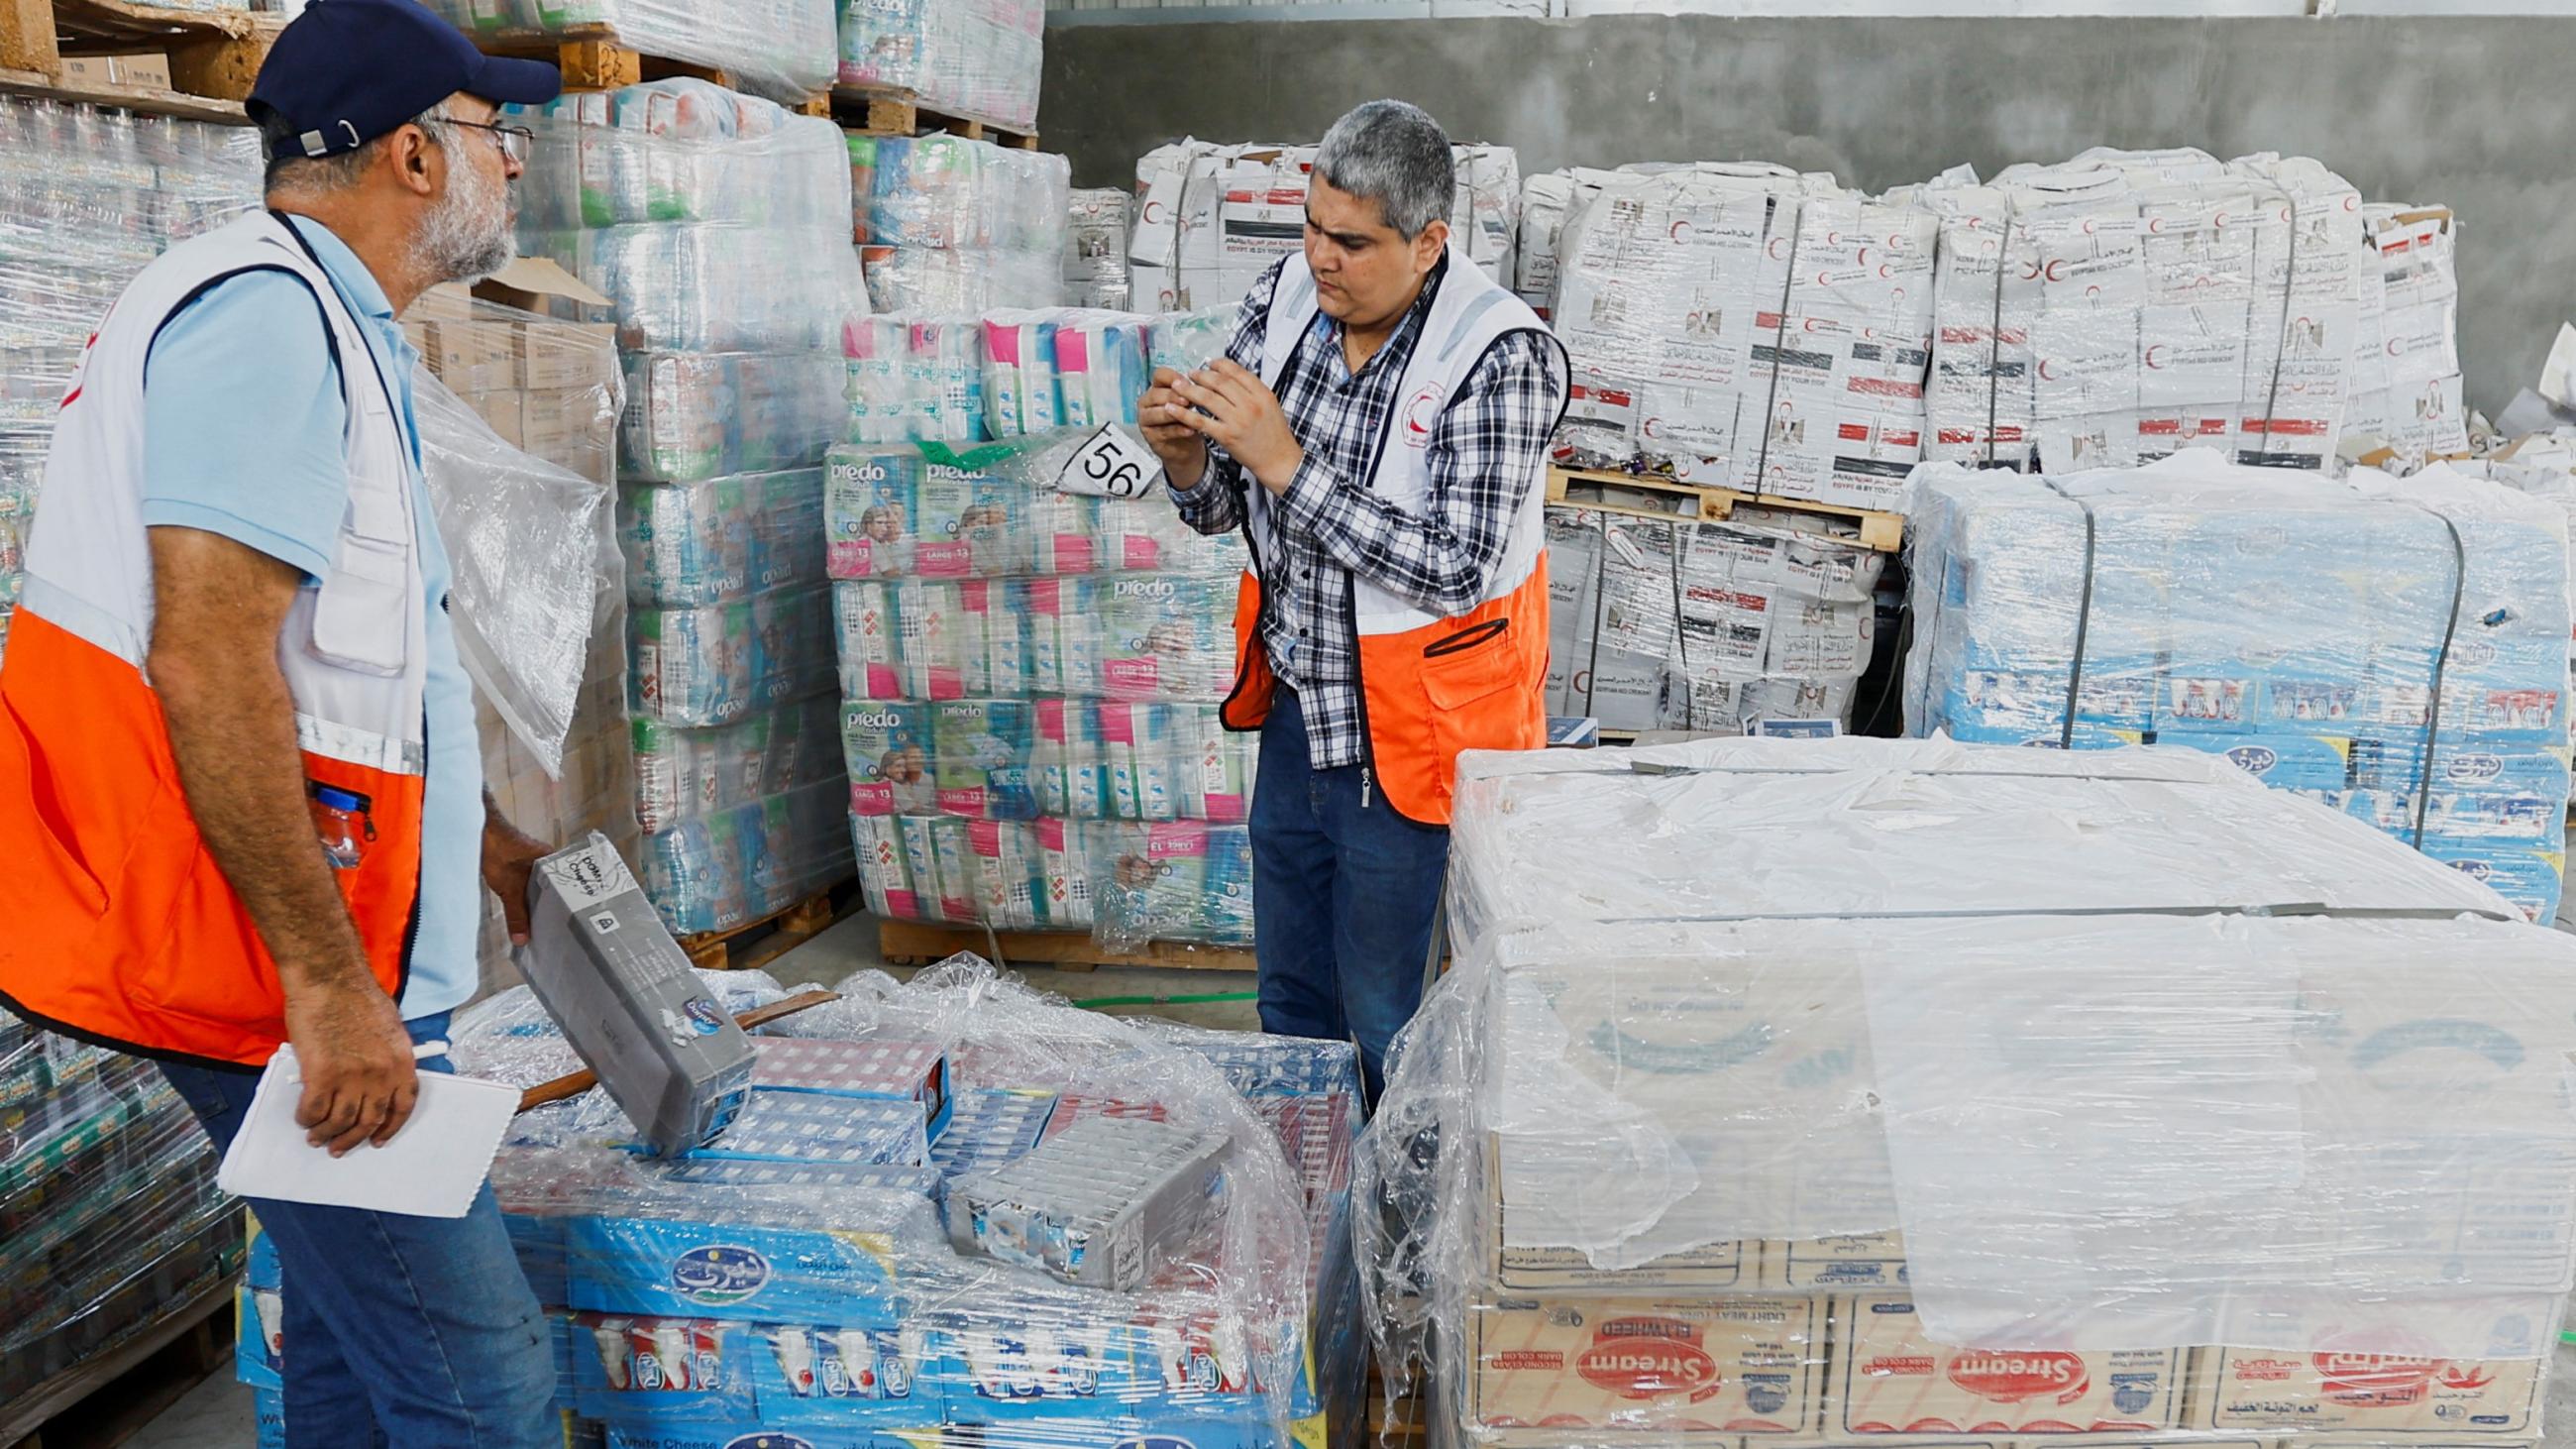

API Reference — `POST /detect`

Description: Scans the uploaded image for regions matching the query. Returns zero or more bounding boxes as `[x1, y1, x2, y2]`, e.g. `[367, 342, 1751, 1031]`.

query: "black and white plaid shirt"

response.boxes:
[1169, 256, 1561, 771]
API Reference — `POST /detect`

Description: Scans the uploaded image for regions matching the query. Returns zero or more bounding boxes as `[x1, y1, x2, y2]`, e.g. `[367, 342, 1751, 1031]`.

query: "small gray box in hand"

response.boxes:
[518, 833, 755, 1156]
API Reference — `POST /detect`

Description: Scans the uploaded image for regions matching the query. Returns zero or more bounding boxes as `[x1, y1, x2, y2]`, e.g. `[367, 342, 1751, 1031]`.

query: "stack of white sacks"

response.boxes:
[1516, 148, 2469, 493]
[1064, 187, 1132, 310]
[1544, 507, 1885, 733]
[1127, 139, 1521, 313]
[1363, 735, 2576, 1449]
[1542, 162, 1938, 515]
[2349, 202, 2470, 462]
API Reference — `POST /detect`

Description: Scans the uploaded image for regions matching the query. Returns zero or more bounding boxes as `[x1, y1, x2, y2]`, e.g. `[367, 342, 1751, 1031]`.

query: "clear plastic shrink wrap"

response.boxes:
[367, 957, 1349, 1449]
[0, 95, 259, 665]
[1918, 148, 2370, 475]
[857, 135, 1069, 315]
[1905, 452, 2572, 921]
[425, 0, 836, 104]
[509, 77, 867, 936]
[1128, 139, 1521, 314]
[1360, 735, 2576, 1449]
[2, 1018, 242, 1405]
[836, 0, 1044, 134]
[1545, 505, 1886, 733]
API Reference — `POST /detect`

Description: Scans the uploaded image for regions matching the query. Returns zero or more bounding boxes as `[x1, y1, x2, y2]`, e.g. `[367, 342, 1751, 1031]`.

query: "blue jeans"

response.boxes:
[1251, 689, 1450, 1099]
[159, 1013, 555, 1449]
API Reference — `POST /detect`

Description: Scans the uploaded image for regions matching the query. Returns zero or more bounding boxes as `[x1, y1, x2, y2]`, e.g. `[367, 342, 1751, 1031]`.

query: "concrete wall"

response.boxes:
[1041, 15, 2574, 413]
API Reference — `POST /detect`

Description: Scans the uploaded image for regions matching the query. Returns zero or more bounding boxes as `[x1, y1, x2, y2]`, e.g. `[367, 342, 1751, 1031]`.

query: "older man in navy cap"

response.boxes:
[0, 2, 564, 1443]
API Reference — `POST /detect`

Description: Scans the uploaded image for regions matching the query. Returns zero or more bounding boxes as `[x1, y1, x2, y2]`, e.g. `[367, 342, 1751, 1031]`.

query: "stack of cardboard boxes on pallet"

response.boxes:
[1389, 738, 2574, 1449]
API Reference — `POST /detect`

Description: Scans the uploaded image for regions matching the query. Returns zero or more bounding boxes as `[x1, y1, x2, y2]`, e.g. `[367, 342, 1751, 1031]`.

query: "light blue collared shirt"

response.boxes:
[142, 213, 483, 1020]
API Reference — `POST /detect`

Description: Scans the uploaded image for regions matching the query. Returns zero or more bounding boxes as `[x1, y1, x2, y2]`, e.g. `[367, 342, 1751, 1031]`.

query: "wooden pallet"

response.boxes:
[1547, 465, 1905, 552]
[832, 83, 1038, 150]
[466, 22, 829, 111]
[1, 1275, 235, 1449]
[878, 919, 1253, 974]
[678, 876, 860, 971]
[0, 0, 281, 124]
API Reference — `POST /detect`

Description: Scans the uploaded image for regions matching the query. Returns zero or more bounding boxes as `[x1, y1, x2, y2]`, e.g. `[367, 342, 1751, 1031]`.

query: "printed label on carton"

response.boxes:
[2200, 1342, 2541, 1436]
[1469, 1293, 1822, 1435]
[1832, 1296, 2189, 1436]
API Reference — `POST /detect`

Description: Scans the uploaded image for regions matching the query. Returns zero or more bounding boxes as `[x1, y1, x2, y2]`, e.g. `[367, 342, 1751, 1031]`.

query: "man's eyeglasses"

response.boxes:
[435, 116, 534, 166]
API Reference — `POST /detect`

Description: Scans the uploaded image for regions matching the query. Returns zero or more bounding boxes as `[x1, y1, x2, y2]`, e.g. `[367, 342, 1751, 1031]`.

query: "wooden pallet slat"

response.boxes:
[831, 82, 1038, 150]
[1, 1275, 235, 1449]
[678, 877, 861, 972]
[1548, 464, 1906, 552]
[878, 919, 1252, 975]
[0, 0, 282, 121]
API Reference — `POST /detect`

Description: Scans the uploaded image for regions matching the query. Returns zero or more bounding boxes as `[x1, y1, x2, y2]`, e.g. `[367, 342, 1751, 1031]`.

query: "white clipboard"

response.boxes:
[215, 1044, 517, 1218]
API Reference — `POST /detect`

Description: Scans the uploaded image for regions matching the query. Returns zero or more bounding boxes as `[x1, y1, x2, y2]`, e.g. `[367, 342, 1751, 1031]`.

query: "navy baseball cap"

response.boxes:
[249, 0, 561, 160]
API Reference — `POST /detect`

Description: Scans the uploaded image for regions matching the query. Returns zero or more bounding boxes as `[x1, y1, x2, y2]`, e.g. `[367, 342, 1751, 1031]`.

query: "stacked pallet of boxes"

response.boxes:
[1363, 735, 2576, 1448]
[1904, 453, 2572, 922]
[513, 78, 870, 937]
[3, 1017, 242, 1422]
[1127, 139, 1521, 314]
[837, 0, 1043, 134]
[234, 962, 1363, 1447]
[831, 308, 1263, 951]
[1917, 148, 2371, 475]
[0, 95, 259, 663]
[854, 133, 1071, 313]
[407, 278, 636, 992]
[428, 0, 836, 103]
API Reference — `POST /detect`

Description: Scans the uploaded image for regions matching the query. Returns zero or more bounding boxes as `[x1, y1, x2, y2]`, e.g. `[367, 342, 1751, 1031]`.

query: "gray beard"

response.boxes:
[416, 157, 514, 283]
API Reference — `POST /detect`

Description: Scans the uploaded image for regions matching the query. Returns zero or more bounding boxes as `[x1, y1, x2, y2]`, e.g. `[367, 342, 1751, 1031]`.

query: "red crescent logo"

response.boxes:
[2386, 338, 2403, 357]
[2038, 360, 2060, 381]
[2144, 344, 2166, 370]
[2082, 219, 2097, 235]
[1671, 219, 1694, 243]
[1805, 318, 1823, 333]
[1879, 264, 1893, 279]
[2148, 217, 2164, 234]
[2044, 260, 2067, 282]
[1856, 246, 1872, 268]
[1768, 238, 1787, 260]
[1143, 200, 1166, 224]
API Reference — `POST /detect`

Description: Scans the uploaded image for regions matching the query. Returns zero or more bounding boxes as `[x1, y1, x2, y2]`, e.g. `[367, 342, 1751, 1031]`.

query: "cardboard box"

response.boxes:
[1469, 1292, 1824, 1436]
[1829, 1295, 2193, 1437]
[2197, 1344, 2542, 1438]
[1762, 1233, 1908, 1291]
[58, 54, 171, 89]
[421, 319, 520, 393]
[459, 390, 522, 449]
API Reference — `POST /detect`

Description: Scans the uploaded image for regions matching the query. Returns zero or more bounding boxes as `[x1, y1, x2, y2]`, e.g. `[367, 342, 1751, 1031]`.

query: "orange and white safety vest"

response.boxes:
[0, 209, 428, 1070]
[1218, 247, 1569, 825]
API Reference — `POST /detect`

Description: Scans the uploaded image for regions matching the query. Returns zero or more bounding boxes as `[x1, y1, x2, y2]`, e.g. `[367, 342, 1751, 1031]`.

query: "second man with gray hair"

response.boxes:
[1139, 99, 1568, 1098]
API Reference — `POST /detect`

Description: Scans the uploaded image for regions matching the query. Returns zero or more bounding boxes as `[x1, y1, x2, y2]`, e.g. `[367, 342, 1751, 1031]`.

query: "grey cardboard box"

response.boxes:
[519, 833, 755, 1156]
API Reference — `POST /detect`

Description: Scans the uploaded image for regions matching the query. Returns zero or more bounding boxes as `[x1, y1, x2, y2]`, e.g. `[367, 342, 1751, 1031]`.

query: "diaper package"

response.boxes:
[843, 314, 988, 446]
[630, 586, 839, 727]
[620, 351, 848, 484]
[856, 136, 1068, 314]
[620, 467, 828, 607]
[836, 0, 1042, 133]
[430, 3, 834, 103]
[632, 697, 847, 836]
[636, 776, 855, 934]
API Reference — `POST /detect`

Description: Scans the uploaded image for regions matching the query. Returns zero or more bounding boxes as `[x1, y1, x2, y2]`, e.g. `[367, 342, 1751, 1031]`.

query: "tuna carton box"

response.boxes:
[1467, 1292, 1824, 1436]
[2196, 1342, 2544, 1439]
[1828, 1295, 2191, 1437]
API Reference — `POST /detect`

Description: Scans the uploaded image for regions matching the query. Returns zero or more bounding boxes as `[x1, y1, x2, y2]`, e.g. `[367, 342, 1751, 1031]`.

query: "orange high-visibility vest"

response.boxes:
[1218, 247, 1569, 825]
[0, 211, 429, 1070]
